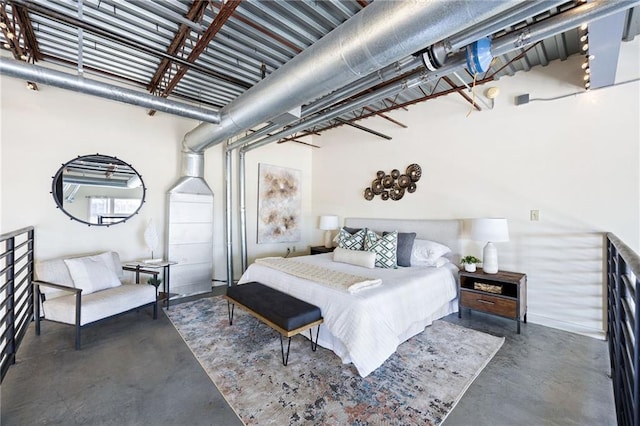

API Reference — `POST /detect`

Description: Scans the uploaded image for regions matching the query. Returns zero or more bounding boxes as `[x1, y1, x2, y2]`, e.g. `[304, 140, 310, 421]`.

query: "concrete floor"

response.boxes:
[1, 289, 616, 426]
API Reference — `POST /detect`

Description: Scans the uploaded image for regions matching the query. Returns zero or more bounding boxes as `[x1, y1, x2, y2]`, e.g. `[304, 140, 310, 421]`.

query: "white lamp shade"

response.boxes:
[470, 218, 509, 242]
[319, 215, 339, 230]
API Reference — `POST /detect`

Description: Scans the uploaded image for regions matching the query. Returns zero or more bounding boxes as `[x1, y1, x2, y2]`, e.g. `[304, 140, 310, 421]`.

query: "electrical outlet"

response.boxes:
[530, 210, 540, 221]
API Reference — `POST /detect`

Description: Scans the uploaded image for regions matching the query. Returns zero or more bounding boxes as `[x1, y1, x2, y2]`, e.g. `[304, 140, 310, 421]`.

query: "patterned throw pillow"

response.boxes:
[364, 230, 398, 269]
[334, 227, 367, 250]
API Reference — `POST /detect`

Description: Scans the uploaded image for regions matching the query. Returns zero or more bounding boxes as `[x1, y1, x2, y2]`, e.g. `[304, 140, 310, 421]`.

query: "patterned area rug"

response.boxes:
[165, 296, 504, 426]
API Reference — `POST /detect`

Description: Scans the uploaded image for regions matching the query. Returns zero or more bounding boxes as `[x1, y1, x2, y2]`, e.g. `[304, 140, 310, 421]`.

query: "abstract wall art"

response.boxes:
[257, 163, 301, 243]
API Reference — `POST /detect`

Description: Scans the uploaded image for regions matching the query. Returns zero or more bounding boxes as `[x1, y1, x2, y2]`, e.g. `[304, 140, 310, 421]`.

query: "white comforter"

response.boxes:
[238, 253, 458, 377]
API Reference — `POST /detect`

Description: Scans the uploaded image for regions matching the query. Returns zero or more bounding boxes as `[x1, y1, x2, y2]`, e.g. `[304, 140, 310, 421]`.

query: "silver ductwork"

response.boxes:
[0, 58, 220, 123]
[181, 0, 521, 153]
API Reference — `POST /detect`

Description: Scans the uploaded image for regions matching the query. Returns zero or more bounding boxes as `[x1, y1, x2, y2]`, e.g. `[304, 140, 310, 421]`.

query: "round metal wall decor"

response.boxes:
[363, 164, 422, 201]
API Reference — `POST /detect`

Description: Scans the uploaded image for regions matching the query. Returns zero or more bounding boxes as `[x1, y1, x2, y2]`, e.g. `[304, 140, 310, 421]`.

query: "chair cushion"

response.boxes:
[43, 284, 156, 326]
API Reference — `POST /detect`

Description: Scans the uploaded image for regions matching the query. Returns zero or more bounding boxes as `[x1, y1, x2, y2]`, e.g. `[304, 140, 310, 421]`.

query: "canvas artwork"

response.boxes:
[257, 163, 301, 244]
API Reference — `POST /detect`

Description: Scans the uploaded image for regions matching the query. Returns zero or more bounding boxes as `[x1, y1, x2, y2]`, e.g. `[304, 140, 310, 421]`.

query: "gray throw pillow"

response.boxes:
[384, 231, 416, 267]
[343, 226, 361, 235]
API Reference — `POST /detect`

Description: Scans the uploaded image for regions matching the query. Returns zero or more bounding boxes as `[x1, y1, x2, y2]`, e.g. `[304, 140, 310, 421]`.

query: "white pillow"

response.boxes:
[64, 252, 122, 295]
[410, 239, 451, 266]
[412, 257, 451, 268]
[332, 247, 376, 269]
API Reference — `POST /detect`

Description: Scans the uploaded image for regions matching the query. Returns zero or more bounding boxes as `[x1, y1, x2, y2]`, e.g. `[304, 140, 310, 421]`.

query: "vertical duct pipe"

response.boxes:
[238, 150, 248, 273]
[224, 150, 234, 286]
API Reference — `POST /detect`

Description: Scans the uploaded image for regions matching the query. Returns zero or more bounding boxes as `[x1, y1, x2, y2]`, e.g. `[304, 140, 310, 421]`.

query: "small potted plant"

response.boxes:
[460, 255, 481, 272]
[147, 276, 162, 289]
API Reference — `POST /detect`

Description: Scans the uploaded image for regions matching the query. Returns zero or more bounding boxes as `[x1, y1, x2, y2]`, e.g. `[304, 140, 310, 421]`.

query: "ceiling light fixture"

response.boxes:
[3, 43, 10, 49]
[580, 23, 588, 31]
[582, 43, 589, 51]
[581, 61, 589, 70]
[580, 35, 588, 42]
[589, 54, 595, 60]
[583, 74, 590, 81]
[585, 81, 591, 89]
[0, 22, 7, 29]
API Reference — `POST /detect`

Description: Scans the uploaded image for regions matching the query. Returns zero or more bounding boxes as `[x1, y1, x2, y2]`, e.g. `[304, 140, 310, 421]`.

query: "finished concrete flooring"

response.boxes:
[1, 288, 616, 425]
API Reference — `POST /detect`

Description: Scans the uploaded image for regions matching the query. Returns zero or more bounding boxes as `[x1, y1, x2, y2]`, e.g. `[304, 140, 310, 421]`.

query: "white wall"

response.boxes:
[311, 39, 640, 338]
[0, 77, 197, 263]
[0, 73, 314, 287]
[204, 140, 313, 284]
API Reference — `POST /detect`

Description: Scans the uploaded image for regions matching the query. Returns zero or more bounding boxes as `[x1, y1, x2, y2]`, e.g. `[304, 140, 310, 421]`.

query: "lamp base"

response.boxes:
[482, 242, 499, 274]
[324, 231, 333, 249]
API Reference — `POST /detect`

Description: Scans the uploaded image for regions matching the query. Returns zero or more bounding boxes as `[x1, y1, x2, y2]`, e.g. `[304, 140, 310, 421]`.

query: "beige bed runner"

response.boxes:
[254, 257, 382, 294]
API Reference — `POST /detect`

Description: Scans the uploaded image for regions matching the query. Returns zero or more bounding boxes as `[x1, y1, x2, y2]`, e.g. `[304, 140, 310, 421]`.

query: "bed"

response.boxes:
[238, 218, 462, 377]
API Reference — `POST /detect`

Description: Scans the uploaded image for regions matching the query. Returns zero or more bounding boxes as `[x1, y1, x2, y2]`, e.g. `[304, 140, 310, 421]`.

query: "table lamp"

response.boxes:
[319, 215, 339, 248]
[470, 218, 509, 274]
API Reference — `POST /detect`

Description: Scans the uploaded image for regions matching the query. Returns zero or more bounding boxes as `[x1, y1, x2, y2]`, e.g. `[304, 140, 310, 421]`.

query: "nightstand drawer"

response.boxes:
[460, 291, 517, 318]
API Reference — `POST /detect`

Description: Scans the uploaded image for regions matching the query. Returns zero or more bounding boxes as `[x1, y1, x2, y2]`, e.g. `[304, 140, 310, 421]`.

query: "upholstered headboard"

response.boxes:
[344, 218, 462, 264]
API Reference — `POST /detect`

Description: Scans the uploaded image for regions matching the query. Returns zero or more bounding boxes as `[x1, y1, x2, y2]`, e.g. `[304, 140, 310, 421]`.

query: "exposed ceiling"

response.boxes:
[1, 0, 639, 145]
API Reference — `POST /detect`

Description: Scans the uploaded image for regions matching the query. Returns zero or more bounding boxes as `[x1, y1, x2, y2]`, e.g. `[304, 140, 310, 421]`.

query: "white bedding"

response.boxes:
[238, 253, 458, 377]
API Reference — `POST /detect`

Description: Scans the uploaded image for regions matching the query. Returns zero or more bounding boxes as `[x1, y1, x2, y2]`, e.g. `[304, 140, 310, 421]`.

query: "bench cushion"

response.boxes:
[43, 284, 156, 326]
[226, 282, 321, 331]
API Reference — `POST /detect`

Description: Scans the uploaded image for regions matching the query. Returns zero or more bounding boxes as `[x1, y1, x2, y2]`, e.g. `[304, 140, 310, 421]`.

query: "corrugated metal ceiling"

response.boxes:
[1, 0, 638, 142]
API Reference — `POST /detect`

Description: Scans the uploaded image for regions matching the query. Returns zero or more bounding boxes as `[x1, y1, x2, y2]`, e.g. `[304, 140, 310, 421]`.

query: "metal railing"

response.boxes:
[607, 233, 639, 426]
[0, 226, 34, 383]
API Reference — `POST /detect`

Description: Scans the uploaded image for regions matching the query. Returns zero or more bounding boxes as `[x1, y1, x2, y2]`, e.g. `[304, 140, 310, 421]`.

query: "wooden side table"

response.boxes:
[458, 268, 527, 333]
[310, 246, 335, 255]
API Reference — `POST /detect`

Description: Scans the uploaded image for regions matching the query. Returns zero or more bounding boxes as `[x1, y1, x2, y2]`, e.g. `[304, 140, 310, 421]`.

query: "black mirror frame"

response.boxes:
[51, 154, 146, 227]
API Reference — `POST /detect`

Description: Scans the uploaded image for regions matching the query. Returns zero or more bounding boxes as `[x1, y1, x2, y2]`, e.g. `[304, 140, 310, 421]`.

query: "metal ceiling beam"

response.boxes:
[147, 0, 209, 95]
[0, 2, 40, 89]
[442, 76, 481, 111]
[363, 106, 407, 128]
[334, 117, 391, 140]
[157, 0, 242, 100]
[11, 0, 250, 89]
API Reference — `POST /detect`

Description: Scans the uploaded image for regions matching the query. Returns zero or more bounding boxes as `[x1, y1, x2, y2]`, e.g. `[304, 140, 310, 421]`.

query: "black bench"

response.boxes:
[224, 282, 323, 366]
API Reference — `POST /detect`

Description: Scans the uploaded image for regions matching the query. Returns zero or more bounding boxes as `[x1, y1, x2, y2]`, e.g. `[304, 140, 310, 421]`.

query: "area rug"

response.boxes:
[165, 296, 504, 426]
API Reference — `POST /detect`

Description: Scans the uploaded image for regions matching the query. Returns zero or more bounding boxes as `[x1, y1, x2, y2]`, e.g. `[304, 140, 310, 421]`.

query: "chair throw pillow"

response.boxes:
[64, 252, 122, 295]
[365, 230, 398, 269]
[334, 227, 367, 250]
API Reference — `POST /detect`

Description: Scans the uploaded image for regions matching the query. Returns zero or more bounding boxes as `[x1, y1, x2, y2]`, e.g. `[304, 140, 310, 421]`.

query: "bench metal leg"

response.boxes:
[227, 301, 235, 325]
[310, 324, 320, 352]
[280, 335, 292, 366]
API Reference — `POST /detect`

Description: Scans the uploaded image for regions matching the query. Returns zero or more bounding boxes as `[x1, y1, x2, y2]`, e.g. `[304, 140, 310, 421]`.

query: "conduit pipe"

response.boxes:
[226, 56, 424, 152]
[0, 59, 221, 123]
[182, 0, 521, 154]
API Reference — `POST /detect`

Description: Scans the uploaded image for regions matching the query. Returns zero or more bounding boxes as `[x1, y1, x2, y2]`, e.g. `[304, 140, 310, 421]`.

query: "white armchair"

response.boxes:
[34, 251, 157, 349]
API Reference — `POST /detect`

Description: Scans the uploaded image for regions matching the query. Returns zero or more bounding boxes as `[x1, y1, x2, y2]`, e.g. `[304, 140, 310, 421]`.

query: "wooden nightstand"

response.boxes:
[458, 268, 527, 333]
[310, 246, 335, 255]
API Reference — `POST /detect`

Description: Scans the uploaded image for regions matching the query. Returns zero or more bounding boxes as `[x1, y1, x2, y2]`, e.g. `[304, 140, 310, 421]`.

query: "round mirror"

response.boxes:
[51, 154, 146, 226]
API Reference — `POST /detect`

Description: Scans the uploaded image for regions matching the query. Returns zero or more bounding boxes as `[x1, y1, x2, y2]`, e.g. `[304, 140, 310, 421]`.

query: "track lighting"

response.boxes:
[581, 61, 588, 70]
[589, 54, 595, 60]
[582, 43, 589, 51]
[584, 81, 590, 89]
[580, 23, 588, 31]
[0, 22, 6, 29]
[580, 35, 588, 42]
[26, 82, 36, 91]
[6, 32, 14, 40]
[3, 43, 9, 49]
